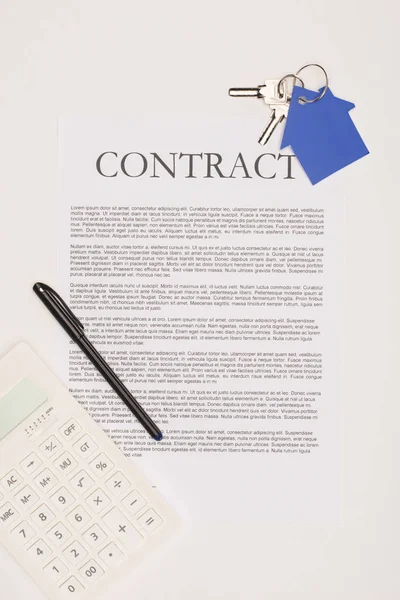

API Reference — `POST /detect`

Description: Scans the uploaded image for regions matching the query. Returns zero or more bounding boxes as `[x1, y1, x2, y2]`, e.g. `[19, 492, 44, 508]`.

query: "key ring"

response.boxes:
[295, 63, 329, 104]
[277, 74, 305, 98]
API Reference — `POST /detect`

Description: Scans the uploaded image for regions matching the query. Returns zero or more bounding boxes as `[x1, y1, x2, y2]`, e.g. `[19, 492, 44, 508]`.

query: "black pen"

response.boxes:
[33, 282, 163, 441]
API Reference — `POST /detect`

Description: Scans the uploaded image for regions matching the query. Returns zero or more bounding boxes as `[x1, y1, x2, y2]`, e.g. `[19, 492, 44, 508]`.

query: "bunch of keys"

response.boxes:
[229, 79, 294, 146]
[229, 65, 369, 184]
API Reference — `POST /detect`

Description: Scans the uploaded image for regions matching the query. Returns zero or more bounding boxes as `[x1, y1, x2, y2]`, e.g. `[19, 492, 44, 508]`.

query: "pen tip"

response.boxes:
[154, 432, 163, 441]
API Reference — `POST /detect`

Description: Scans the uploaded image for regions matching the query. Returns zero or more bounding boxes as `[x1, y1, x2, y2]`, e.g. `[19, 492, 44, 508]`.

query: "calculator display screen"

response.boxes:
[0, 378, 47, 441]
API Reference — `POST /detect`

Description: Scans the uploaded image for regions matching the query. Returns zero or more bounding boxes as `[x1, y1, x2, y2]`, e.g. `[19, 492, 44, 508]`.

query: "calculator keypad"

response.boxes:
[50, 487, 76, 512]
[20, 453, 43, 475]
[106, 471, 131, 497]
[102, 507, 143, 549]
[40, 436, 62, 458]
[54, 452, 79, 476]
[44, 557, 69, 581]
[0, 415, 167, 598]
[82, 524, 107, 548]
[11, 520, 36, 545]
[73, 435, 98, 459]
[0, 502, 20, 526]
[89, 454, 114, 478]
[60, 576, 85, 596]
[69, 471, 94, 495]
[59, 419, 82, 441]
[79, 559, 104, 583]
[28, 538, 53, 563]
[86, 489, 111, 514]
[98, 542, 124, 566]
[1, 469, 23, 492]
[34, 468, 59, 493]
[47, 522, 72, 546]
[31, 504, 56, 528]
[67, 505, 92, 531]
[14, 485, 39, 510]
[63, 540, 88, 565]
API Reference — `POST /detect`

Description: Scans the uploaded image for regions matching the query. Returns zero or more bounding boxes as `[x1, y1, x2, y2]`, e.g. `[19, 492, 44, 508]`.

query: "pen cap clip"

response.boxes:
[33, 282, 85, 334]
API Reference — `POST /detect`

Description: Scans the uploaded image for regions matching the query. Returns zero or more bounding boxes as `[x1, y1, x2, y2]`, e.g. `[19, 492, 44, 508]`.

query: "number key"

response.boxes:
[63, 540, 88, 566]
[66, 506, 91, 531]
[47, 522, 72, 547]
[50, 487, 76, 512]
[79, 559, 104, 584]
[11, 521, 36, 545]
[82, 524, 107, 548]
[60, 576, 85, 596]
[44, 557, 69, 582]
[28, 539, 52, 563]
[31, 504, 56, 528]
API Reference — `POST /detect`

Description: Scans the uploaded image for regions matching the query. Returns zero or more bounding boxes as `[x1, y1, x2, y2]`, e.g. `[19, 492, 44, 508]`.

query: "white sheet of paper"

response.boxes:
[58, 116, 342, 524]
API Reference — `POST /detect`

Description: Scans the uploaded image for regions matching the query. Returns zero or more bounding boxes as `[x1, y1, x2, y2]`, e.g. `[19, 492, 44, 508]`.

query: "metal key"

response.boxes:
[258, 101, 289, 146]
[229, 79, 289, 145]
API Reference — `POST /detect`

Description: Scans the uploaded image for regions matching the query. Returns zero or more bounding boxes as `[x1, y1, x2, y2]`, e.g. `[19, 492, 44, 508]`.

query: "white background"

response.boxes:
[0, 1, 399, 599]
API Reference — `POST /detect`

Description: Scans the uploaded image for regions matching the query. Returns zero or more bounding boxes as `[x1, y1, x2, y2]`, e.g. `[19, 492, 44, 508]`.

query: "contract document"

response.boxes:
[58, 116, 342, 523]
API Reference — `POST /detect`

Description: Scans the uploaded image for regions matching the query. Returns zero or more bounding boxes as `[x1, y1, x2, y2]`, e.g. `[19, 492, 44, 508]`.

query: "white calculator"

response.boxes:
[0, 343, 179, 599]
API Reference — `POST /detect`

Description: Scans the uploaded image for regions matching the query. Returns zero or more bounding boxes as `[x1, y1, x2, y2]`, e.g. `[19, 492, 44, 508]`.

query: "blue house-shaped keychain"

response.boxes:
[281, 86, 369, 184]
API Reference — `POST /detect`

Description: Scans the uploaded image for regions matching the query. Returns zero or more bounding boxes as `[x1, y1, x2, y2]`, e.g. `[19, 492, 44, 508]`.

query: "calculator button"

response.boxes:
[67, 505, 92, 531]
[20, 452, 43, 475]
[102, 507, 144, 549]
[28, 538, 53, 563]
[137, 509, 163, 533]
[50, 487, 76, 512]
[98, 542, 124, 566]
[31, 504, 56, 528]
[82, 524, 108, 548]
[69, 470, 95, 495]
[122, 490, 147, 515]
[1, 469, 23, 492]
[86, 489, 111, 514]
[79, 559, 104, 583]
[73, 435, 98, 459]
[40, 435, 62, 458]
[59, 419, 82, 441]
[89, 453, 114, 478]
[14, 485, 40, 510]
[106, 471, 131, 497]
[0, 502, 20, 527]
[11, 521, 36, 545]
[63, 540, 88, 565]
[47, 522, 72, 546]
[53, 451, 79, 476]
[34, 468, 59, 493]
[44, 557, 69, 582]
[60, 576, 85, 596]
